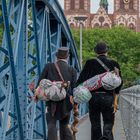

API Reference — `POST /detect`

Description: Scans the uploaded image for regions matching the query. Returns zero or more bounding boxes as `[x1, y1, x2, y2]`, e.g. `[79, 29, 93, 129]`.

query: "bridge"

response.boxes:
[0, 0, 140, 140]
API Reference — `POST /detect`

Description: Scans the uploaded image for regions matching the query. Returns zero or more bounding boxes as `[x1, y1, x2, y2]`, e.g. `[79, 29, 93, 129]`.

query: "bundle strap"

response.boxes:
[54, 62, 64, 82]
[96, 58, 120, 76]
[96, 58, 110, 72]
[54, 62, 70, 89]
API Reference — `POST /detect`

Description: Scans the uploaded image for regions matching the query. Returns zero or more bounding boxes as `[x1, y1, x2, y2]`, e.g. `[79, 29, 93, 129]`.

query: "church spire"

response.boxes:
[100, 0, 108, 13]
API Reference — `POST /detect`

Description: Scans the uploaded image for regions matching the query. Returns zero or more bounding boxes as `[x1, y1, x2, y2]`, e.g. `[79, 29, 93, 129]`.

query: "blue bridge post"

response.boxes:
[0, 0, 81, 140]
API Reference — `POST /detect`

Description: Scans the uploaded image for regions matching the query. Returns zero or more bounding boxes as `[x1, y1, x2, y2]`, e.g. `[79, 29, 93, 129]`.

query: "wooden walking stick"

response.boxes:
[71, 103, 79, 140]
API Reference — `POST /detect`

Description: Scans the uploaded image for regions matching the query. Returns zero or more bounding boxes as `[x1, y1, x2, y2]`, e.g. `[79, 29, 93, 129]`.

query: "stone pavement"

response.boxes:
[76, 111, 126, 140]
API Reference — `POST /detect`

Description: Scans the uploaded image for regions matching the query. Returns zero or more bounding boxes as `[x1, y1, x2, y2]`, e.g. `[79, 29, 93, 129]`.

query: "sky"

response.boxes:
[58, 0, 114, 13]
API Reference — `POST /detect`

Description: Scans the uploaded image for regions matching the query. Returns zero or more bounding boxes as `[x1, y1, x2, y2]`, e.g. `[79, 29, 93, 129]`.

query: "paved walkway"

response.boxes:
[76, 111, 126, 140]
[35, 111, 126, 140]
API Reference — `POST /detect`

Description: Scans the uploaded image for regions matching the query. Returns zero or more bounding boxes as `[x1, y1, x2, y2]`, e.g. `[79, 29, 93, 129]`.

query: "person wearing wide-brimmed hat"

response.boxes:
[77, 42, 123, 140]
[38, 47, 77, 140]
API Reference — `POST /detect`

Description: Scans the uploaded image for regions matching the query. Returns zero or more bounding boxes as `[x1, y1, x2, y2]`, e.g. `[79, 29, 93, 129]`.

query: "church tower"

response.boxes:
[64, 0, 91, 28]
[114, 0, 139, 31]
[100, 0, 108, 13]
[114, 0, 138, 12]
[64, 0, 90, 14]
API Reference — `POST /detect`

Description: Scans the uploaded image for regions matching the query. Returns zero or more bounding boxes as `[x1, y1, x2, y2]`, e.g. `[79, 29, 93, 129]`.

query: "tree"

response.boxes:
[72, 27, 140, 87]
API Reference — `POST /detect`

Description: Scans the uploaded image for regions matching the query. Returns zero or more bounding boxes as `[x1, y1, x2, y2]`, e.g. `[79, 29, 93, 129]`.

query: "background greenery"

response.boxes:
[0, 7, 139, 88]
[72, 27, 140, 88]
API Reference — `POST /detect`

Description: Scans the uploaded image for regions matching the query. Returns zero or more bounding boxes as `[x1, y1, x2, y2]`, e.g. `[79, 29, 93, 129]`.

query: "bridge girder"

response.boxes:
[0, 0, 80, 140]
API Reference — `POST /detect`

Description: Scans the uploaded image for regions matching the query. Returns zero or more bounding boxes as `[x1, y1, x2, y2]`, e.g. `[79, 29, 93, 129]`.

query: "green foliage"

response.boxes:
[72, 27, 140, 88]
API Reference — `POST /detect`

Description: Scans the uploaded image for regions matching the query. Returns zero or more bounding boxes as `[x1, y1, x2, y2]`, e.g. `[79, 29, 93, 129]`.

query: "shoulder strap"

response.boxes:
[54, 63, 64, 81]
[96, 58, 110, 72]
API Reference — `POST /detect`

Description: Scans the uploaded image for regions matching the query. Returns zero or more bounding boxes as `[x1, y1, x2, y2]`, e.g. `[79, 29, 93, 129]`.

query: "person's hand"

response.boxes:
[33, 89, 39, 102]
[114, 67, 119, 77]
[113, 102, 118, 113]
[70, 95, 74, 105]
[27, 95, 38, 102]
[27, 89, 39, 102]
[29, 81, 35, 91]
[33, 95, 39, 102]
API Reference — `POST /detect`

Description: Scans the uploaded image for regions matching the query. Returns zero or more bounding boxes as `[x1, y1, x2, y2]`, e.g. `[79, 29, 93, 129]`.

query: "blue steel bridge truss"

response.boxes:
[0, 0, 81, 140]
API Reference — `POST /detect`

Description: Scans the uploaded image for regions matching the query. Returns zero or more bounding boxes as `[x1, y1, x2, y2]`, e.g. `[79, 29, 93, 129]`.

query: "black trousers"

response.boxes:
[89, 92, 115, 140]
[46, 113, 73, 140]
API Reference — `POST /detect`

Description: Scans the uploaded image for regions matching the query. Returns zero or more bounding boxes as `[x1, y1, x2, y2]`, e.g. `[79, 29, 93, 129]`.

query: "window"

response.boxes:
[103, 23, 109, 28]
[80, 0, 84, 9]
[94, 23, 100, 28]
[71, 0, 75, 10]
[129, 23, 135, 30]
[70, 23, 75, 28]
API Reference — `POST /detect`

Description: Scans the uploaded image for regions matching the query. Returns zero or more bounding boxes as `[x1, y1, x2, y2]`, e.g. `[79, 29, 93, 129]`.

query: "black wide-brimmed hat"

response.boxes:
[56, 47, 69, 59]
[94, 42, 108, 54]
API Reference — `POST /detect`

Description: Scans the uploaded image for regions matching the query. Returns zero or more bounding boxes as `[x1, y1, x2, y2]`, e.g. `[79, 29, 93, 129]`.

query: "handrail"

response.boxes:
[119, 85, 140, 140]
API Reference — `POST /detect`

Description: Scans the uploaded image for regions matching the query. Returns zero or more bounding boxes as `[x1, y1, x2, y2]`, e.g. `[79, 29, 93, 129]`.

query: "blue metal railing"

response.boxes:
[0, 0, 83, 140]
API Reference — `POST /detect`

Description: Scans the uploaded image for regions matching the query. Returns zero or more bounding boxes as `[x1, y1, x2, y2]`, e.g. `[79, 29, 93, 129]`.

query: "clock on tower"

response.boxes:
[123, 0, 130, 4]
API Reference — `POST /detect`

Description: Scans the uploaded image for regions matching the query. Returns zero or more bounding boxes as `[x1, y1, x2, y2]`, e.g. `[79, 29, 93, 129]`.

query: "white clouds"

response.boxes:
[58, 0, 114, 13]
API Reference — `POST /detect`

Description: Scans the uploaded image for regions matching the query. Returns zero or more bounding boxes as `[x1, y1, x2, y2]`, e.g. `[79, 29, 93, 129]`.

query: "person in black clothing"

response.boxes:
[38, 47, 77, 140]
[77, 42, 123, 140]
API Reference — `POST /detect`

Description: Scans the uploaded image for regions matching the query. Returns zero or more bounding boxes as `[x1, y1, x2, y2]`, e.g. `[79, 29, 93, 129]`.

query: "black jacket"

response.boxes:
[38, 60, 77, 120]
[77, 55, 123, 94]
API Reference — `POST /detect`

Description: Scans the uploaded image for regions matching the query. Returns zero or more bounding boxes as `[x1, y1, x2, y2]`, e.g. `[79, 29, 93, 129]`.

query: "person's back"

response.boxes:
[40, 60, 76, 119]
[38, 47, 77, 140]
[78, 55, 121, 93]
[77, 42, 123, 140]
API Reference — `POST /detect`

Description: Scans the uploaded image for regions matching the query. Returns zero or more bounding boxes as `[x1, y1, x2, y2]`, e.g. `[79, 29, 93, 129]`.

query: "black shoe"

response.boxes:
[99, 136, 109, 140]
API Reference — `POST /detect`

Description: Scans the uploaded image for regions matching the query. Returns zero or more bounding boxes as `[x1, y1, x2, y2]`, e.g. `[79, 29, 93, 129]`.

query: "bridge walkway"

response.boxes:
[77, 111, 126, 140]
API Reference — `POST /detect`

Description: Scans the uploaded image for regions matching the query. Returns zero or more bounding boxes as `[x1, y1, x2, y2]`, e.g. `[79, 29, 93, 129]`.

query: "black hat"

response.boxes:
[94, 42, 108, 54]
[56, 47, 69, 59]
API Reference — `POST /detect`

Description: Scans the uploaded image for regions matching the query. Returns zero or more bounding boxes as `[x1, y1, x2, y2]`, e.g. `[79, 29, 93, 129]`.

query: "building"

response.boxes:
[64, 0, 140, 31]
